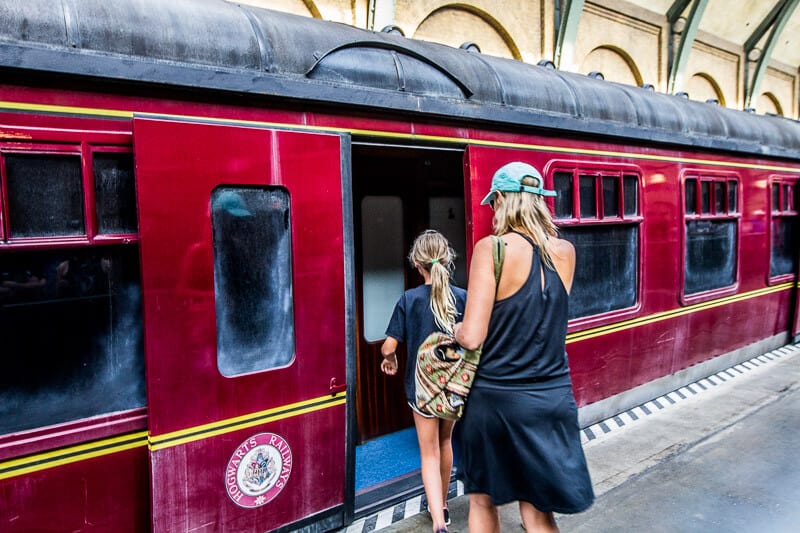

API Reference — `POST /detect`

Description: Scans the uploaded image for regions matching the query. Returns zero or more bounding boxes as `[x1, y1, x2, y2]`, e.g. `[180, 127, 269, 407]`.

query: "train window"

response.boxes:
[93, 153, 137, 234]
[728, 181, 738, 212]
[769, 178, 799, 278]
[579, 175, 597, 218]
[0, 144, 145, 437]
[361, 196, 404, 342]
[563, 225, 638, 317]
[623, 175, 638, 216]
[700, 181, 711, 213]
[5, 154, 85, 237]
[602, 177, 619, 217]
[211, 187, 294, 376]
[683, 175, 739, 295]
[553, 172, 573, 218]
[684, 220, 737, 293]
[685, 178, 696, 214]
[714, 182, 725, 213]
[550, 167, 642, 319]
[0, 246, 144, 434]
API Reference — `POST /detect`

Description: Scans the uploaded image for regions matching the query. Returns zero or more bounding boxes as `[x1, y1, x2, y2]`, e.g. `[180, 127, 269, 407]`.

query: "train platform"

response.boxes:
[343, 343, 800, 532]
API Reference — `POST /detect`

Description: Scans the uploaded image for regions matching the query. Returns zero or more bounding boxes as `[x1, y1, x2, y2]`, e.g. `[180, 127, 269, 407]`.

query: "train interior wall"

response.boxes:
[350, 143, 466, 497]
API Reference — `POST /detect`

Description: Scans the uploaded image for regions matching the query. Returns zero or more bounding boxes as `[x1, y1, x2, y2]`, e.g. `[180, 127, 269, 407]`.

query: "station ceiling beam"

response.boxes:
[368, 0, 396, 32]
[667, 0, 708, 95]
[744, 0, 800, 109]
[554, 0, 585, 71]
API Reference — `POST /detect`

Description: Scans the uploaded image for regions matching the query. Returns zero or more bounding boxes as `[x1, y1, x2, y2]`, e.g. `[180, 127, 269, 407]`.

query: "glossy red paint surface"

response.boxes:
[0, 447, 149, 532]
[1, 81, 798, 530]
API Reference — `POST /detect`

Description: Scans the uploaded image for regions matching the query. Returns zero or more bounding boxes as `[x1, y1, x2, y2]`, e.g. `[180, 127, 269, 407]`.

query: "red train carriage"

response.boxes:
[1, 1, 799, 531]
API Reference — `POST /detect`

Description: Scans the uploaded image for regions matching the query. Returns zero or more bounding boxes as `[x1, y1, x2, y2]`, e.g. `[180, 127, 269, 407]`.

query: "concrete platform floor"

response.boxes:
[344, 344, 800, 532]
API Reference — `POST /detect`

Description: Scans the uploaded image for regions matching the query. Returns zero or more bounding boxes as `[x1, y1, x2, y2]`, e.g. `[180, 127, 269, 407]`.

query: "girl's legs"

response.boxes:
[519, 501, 559, 532]
[413, 412, 451, 531]
[468, 493, 499, 533]
[438, 418, 455, 513]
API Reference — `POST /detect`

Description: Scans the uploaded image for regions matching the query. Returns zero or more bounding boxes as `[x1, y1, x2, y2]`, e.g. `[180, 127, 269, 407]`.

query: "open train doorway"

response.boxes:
[351, 143, 467, 512]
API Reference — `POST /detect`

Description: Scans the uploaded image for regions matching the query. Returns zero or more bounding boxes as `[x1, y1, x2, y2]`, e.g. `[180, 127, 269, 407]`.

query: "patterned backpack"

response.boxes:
[414, 236, 504, 420]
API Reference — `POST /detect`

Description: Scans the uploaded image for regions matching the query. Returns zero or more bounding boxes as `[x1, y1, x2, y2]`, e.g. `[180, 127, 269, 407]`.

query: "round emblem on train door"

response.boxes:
[225, 432, 293, 508]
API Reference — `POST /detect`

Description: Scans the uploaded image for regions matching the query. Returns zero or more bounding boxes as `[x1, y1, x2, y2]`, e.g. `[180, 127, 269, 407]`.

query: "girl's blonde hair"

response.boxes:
[491, 176, 559, 268]
[408, 230, 458, 334]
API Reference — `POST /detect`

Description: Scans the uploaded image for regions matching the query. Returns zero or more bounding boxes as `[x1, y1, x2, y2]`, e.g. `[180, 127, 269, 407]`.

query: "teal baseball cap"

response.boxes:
[480, 162, 556, 205]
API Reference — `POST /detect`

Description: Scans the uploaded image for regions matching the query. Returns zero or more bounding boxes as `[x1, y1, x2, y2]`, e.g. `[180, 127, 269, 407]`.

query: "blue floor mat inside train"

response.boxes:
[356, 427, 420, 492]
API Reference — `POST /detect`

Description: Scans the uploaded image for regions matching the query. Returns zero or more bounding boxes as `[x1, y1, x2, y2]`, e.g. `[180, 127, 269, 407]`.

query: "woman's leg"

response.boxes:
[468, 493, 499, 533]
[519, 501, 559, 532]
[438, 419, 455, 509]
[413, 411, 447, 531]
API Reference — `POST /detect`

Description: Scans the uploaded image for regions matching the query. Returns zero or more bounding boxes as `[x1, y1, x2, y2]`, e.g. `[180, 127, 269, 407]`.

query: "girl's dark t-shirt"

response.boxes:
[385, 284, 467, 403]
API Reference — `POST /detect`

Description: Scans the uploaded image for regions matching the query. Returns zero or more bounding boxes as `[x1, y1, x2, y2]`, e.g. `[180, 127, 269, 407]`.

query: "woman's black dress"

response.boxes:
[458, 233, 594, 513]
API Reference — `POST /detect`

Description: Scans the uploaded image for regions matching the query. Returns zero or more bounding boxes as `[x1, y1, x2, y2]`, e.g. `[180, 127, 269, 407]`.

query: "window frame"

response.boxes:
[680, 170, 741, 305]
[544, 160, 644, 330]
[0, 125, 142, 458]
[0, 142, 137, 249]
[767, 175, 799, 285]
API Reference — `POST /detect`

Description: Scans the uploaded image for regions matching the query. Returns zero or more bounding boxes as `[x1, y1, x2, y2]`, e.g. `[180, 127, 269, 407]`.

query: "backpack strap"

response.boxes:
[490, 235, 505, 294]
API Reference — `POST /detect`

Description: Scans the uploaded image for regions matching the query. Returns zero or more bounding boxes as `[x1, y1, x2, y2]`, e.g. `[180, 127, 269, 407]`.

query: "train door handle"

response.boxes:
[329, 377, 347, 396]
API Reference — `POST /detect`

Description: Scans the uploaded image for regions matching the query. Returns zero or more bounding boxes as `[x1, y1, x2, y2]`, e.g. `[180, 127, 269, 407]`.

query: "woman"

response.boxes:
[454, 162, 594, 532]
[381, 230, 467, 533]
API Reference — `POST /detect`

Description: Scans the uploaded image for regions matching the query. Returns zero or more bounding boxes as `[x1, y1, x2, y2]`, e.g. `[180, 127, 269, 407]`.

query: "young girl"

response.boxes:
[380, 230, 467, 533]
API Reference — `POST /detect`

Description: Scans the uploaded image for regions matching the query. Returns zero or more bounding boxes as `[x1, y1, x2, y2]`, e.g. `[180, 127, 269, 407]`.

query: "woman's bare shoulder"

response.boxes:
[473, 235, 497, 253]
[550, 236, 575, 255]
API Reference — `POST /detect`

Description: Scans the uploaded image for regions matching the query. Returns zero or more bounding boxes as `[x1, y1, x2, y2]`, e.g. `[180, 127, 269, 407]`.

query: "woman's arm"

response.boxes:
[550, 238, 577, 294]
[454, 236, 497, 350]
[380, 336, 399, 375]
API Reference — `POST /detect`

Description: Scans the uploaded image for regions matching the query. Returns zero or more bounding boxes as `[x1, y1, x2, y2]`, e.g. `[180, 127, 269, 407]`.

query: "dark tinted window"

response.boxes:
[772, 184, 780, 212]
[6, 154, 84, 237]
[560, 225, 638, 319]
[728, 181, 737, 213]
[553, 172, 573, 219]
[684, 220, 737, 294]
[623, 175, 638, 215]
[94, 153, 138, 234]
[553, 168, 641, 320]
[212, 187, 294, 376]
[714, 182, 725, 213]
[685, 179, 696, 214]
[0, 246, 144, 434]
[700, 181, 711, 214]
[603, 177, 619, 217]
[771, 218, 799, 277]
[770, 180, 799, 278]
[579, 175, 596, 217]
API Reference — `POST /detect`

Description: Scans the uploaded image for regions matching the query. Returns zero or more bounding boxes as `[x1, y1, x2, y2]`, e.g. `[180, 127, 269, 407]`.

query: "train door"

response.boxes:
[133, 117, 352, 532]
[351, 144, 467, 509]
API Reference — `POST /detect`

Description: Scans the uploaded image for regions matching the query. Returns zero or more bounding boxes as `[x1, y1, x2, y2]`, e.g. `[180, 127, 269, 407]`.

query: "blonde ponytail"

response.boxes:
[408, 230, 458, 334]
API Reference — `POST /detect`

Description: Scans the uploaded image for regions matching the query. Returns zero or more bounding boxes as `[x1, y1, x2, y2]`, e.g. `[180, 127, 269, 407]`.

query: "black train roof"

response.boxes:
[1, 0, 799, 160]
